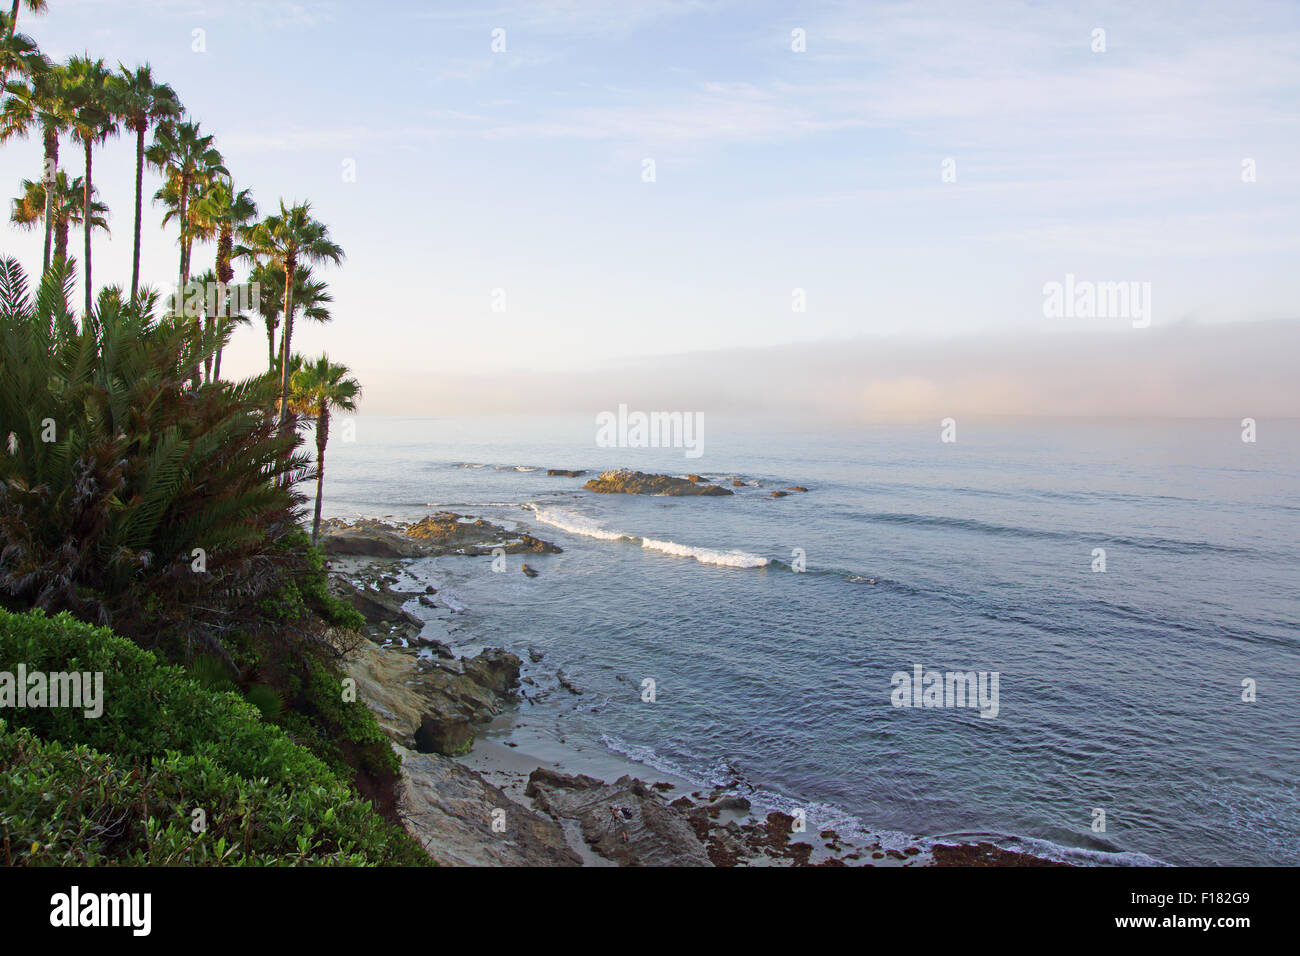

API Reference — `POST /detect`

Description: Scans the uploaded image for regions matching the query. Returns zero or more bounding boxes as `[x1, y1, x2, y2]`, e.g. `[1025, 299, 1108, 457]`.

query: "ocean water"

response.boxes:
[323, 415, 1300, 866]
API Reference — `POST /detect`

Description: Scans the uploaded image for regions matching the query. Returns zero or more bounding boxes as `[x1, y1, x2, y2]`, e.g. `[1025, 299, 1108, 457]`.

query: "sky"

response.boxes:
[2, 0, 1298, 419]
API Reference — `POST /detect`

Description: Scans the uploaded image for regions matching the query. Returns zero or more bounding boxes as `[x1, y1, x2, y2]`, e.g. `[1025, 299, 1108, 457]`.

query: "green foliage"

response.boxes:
[0, 608, 427, 865]
[0, 257, 312, 661]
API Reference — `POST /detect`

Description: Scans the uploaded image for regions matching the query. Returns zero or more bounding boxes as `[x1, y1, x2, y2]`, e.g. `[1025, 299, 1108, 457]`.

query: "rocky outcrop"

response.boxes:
[399, 747, 580, 866]
[583, 469, 733, 497]
[320, 514, 561, 559]
[525, 769, 713, 867]
[547, 469, 585, 477]
[930, 842, 1070, 867]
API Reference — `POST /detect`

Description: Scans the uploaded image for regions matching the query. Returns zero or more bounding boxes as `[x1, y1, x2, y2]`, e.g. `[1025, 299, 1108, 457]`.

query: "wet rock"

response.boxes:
[462, 648, 522, 695]
[708, 795, 752, 813]
[770, 490, 789, 498]
[556, 669, 582, 695]
[525, 770, 712, 867]
[583, 469, 733, 497]
[930, 842, 1071, 867]
[521, 563, 539, 578]
[788, 486, 809, 493]
[547, 469, 586, 477]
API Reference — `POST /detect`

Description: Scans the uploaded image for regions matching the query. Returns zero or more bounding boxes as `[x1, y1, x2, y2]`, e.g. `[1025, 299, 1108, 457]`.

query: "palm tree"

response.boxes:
[116, 63, 181, 300]
[0, 59, 76, 271]
[290, 355, 360, 544]
[235, 201, 344, 429]
[11, 170, 108, 263]
[245, 265, 333, 373]
[64, 54, 118, 316]
[4, 0, 47, 39]
[191, 178, 256, 381]
[0, 15, 38, 80]
[247, 259, 284, 369]
[146, 120, 226, 289]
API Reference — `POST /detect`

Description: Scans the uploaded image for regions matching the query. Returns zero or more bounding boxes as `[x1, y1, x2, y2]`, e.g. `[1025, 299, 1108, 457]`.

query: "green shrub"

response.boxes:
[0, 608, 427, 866]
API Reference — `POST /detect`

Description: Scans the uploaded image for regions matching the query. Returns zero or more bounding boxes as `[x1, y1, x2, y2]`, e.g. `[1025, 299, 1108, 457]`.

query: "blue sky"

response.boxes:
[3, 0, 1298, 416]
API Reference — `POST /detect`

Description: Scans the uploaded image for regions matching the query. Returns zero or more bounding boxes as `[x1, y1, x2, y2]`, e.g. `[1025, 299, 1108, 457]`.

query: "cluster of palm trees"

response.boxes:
[0, 3, 359, 543]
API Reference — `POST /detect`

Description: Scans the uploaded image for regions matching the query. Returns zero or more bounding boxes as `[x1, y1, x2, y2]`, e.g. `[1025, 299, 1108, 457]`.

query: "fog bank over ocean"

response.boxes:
[361, 319, 1300, 421]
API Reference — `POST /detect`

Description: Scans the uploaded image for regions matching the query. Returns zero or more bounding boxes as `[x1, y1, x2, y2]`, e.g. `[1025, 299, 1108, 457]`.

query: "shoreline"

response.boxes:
[324, 512, 1073, 867]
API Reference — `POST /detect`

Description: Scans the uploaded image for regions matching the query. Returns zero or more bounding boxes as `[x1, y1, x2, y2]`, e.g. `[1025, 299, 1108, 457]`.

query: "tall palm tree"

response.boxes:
[235, 201, 344, 429]
[115, 63, 181, 300]
[246, 259, 285, 369]
[0, 58, 76, 271]
[245, 265, 333, 373]
[11, 170, 108, 263]
[4, 0, 47, 39]
[146, 120, 226, 290]
[192, 177, 256, 381]
[290, 355, 360, 545]
[64, 54, 118, 316]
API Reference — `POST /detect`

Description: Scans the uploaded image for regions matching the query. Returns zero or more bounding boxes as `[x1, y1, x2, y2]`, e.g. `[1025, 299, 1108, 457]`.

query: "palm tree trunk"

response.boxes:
[54, 220, 68, 263]
[203, 315, 214, 382]
[277, 260, 296, 429]
[214, 327, 224, 382]
[266, 319, 276, 370]
[178, 173, 190, 288]
[41, 125, 57, 273]
[311, 408, 329, 544]
[131, 125, 145, 300]
[82, 138, 93, 317]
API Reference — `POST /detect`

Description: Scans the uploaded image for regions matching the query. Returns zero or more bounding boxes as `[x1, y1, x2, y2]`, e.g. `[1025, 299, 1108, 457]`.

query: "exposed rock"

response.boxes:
[788, 486, 809, 493]
[930, 842, 1071, 867]
[583, 469, 733, 497]
[323, 514, 562, 559]
[521, 563, 539, 578]
[556, 669, 582, 695]
[414, 708, 475, 756]
[399, 746, 581, 867]
[462, 648, 522, 696]
[687, 474, 706, 483]
[547, 469, 586, 477]
[770, 490, 789, 498]
[321, 520, 423, 558]
[732, 479, 744, 487]
[525, 770, 712, 866]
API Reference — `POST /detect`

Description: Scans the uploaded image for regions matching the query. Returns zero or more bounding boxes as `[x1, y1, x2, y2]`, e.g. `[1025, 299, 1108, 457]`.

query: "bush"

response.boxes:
[0, 608, 427, 866]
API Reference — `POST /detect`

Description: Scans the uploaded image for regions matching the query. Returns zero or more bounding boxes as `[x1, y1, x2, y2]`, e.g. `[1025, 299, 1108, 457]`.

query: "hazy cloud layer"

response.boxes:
[361, 320, 1300, 421]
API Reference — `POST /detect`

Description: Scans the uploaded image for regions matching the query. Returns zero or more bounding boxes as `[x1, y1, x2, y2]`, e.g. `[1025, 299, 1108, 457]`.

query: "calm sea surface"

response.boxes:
[324, 416, 1300, 865]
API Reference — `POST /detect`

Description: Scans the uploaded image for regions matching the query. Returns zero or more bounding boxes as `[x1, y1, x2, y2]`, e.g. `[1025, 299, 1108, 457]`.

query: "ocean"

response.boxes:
[322, 415, 1300, 866]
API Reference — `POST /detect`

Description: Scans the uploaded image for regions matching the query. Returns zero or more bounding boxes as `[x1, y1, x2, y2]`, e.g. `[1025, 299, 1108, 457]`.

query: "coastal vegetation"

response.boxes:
[0, 6, 412, 866]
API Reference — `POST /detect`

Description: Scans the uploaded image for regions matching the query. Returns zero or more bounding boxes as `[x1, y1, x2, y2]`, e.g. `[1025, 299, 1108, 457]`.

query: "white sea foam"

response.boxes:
[528, 506, 629, 542]
[640, 537, 769, 568]
[527, 505, 769, 567]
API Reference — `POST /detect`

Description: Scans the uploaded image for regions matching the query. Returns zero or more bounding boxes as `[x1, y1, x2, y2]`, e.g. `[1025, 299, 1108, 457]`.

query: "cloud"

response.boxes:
[356, 319, 1300, 420]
